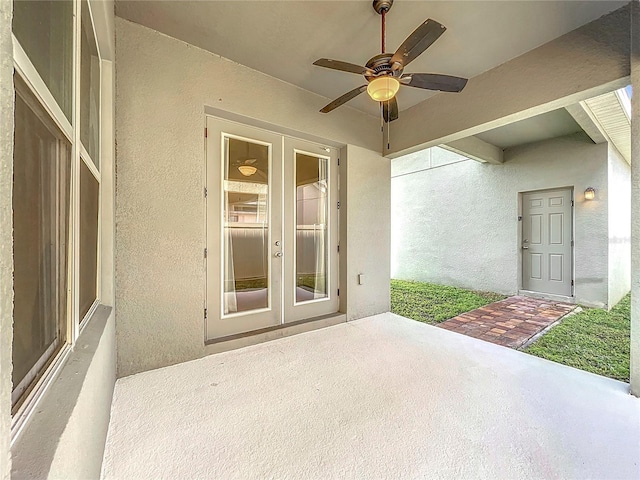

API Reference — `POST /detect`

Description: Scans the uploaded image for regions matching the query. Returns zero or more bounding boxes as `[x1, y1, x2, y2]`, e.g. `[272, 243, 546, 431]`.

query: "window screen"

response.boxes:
[80, 0, 101, 167]
[12, 74, 71, 401]
[13, 0, 73, 121]
[79, 160, 99, 321]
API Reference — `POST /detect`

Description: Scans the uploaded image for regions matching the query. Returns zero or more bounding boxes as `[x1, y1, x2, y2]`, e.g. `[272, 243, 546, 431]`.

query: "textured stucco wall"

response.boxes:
[343, 145, 391, 321]
[11, 307, 115, 480]
[115, 18, 382, 377]
[607, 146, 631, 309]
[0, 1, 13, 478]
[391, 136, 609, 307]
[391, 148, 466, 178]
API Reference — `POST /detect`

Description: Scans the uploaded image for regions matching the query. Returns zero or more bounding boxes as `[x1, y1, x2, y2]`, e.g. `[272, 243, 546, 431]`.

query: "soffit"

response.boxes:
[582, 90, 631, 163]
[474, 108, 582, 149]
[115, 0, 626, 117]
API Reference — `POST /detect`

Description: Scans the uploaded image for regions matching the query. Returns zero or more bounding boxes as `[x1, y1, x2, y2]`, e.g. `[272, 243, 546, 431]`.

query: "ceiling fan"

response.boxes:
[313, 0, 468, 123]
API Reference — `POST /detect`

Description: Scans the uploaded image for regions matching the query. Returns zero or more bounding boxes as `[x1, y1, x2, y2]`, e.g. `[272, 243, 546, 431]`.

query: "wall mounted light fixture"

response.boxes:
[584, 187, 596, 200]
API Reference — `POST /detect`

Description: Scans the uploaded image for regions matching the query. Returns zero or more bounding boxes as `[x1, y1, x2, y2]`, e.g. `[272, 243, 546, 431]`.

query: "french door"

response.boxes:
[206, 117, 339, 340]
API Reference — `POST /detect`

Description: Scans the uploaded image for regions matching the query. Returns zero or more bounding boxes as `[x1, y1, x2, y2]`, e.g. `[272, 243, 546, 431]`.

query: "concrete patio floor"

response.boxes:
[102, 313, 640, 479]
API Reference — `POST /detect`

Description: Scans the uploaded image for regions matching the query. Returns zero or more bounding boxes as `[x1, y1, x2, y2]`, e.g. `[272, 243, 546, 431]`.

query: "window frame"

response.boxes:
[10, 0, 103, 442]
[10, 77, 73, 410]
[77, 0, 102, 329]
[78, 153, 101, 327]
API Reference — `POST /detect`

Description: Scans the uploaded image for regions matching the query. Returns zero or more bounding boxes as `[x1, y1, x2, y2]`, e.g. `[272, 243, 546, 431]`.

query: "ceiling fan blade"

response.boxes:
[320, 85, 368, 113]
[382, 97, 399, 123]
[401, 73, 468, 92]
[390, 19, 446, 70]
[313, 59, 373, 76]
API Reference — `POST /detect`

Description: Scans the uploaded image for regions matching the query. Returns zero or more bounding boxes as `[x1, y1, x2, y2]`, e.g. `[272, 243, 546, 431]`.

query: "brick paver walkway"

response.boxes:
[438, 296, 576, 348]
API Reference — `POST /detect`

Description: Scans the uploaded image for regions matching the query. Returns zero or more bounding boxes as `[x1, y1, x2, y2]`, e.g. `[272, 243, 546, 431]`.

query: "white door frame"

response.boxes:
[205, 116, 340, 341]
[517, 186, 575, 302]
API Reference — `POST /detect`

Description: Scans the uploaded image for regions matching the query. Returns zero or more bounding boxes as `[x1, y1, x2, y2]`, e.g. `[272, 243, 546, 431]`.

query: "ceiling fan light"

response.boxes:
[367, 76, 400, 102]
[238, 165, 257, 176]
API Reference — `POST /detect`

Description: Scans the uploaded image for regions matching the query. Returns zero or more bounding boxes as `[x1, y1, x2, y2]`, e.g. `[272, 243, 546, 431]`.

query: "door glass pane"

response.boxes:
[223, 137, 270, 314]
[12, 74, 71, 397]
[80, 160, 99, 321]
[13, 0, 73, 121]
[295, 153, 328, 303]
[80, 0, 101, 168]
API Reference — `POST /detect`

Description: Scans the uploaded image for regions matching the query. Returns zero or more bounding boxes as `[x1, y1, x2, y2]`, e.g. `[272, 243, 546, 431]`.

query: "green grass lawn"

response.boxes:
[523, 293, 631, 383]
[390, 279, 506, 325]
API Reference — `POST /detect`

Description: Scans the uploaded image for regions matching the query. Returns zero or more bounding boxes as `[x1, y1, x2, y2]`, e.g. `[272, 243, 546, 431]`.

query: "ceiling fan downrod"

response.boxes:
[373, 0, 393, 53]
[381, 9, 386, 53]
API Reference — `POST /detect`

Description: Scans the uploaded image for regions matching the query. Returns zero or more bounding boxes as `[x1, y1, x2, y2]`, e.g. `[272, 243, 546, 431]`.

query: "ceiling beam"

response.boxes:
[564, 104, 607, 144]
[441, 137, 504, 164]
[384, 4, 630, 158]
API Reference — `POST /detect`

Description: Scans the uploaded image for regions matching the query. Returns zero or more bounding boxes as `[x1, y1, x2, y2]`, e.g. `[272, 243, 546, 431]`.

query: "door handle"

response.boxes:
[274, 251, 283, 258]
[522, 246, 529, 250]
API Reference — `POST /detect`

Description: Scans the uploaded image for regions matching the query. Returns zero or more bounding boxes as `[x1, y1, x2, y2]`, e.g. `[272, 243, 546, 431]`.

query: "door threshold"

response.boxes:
[518, 290, 574, 304]
[205, 312, 346, 354]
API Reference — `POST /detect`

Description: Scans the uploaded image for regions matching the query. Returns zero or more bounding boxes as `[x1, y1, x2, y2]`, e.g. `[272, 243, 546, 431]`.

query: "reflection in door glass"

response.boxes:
[223, 137, 269, 314]
[295, 153, 328, 303]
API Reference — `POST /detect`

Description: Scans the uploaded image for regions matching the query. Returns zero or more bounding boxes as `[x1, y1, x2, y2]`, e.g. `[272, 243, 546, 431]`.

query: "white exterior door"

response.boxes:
[283, 137, 340, 323]
[521, 188, 573, 297]
[206, 117, 339, 340]
[206, 119, 283, 338]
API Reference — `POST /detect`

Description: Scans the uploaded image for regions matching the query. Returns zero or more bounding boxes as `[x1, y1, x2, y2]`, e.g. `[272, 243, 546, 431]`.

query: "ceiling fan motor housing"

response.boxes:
[372, 0, 393, 15]
[365, 54, 401, 82]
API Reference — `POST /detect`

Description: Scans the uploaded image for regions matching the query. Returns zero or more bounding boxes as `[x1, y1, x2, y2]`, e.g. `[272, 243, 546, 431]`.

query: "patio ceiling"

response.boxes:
[114, 1, 626, 117]
[102, 313, 640, 479]
[474, 108, 583, 150]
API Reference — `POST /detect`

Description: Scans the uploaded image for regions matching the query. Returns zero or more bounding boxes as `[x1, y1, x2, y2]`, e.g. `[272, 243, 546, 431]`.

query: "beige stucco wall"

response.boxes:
[607, 146, 631, 308]
[115, 18, 386, 377]
[392, 135, 610, 307]
[0, 1, 13, 478]
[343, 145, 391, 321]
[390, 147, 466, 178]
